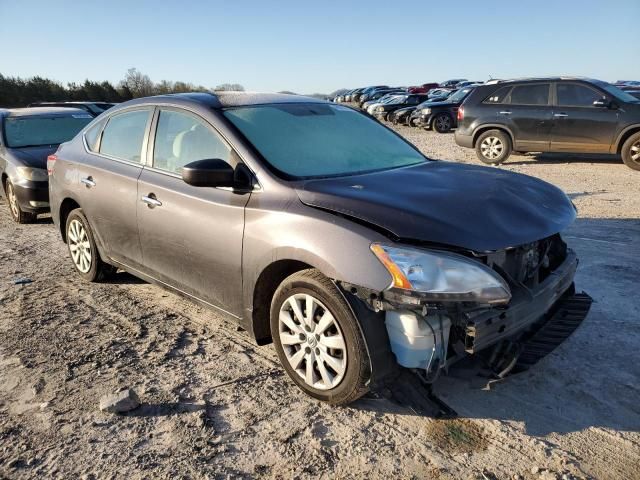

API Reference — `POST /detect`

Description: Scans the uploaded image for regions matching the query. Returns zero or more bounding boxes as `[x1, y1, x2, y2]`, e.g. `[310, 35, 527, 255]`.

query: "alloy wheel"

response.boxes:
[435, 115, 451, 131]
[278, 293, 347, 390]
[631, 140, 640, 165]
[68, 219, 92, 273]
[480, 136, 504, 160]
[6, 183, 19, 219]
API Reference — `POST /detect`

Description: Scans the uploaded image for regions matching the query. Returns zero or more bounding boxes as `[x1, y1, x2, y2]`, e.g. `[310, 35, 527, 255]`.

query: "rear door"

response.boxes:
[498, 83, 553, 151]
[75, 108, 152, 270]
[550, 82, 620, 152]
[136, 107, 250, 317]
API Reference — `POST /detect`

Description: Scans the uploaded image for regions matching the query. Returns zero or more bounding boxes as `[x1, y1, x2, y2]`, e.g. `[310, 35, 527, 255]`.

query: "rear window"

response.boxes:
[484, 86, 511, 104]
[3, 114, 93, 148]
[99, 109, 150, 163]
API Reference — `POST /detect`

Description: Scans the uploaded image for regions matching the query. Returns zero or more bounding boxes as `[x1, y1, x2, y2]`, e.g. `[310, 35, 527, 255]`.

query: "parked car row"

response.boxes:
[343, 81, 482, 133]
[0, 91, 591, 406]
[337, 77, 640, 170]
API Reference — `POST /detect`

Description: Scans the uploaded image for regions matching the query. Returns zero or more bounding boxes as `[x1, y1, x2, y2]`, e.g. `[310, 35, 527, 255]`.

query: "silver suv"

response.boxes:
[49, 93, 588, 404]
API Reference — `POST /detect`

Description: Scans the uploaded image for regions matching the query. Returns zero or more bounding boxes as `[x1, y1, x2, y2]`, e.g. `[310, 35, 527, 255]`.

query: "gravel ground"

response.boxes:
[0, 124, 639, 480]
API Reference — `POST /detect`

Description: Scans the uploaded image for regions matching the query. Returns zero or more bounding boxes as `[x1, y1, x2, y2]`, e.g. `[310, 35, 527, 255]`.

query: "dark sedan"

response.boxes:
[0, 107, 93, 222]
[409, 87, 475, 132]
[388, 106, 416, 125]
[372, 94, 430, 121]
[28, 101, 117, 117]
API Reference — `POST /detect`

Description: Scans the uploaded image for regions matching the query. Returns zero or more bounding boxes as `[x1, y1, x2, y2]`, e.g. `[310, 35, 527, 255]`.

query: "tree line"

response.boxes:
[0, 68, 245, 108]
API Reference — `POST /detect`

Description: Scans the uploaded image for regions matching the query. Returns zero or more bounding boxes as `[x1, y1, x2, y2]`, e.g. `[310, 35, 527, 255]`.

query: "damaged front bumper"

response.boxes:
[464, 249, 578, 353]
[342, 248, 586, 384]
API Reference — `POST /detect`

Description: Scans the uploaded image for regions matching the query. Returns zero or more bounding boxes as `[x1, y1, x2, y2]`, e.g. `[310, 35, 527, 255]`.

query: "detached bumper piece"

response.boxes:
[465, 250, 578, 353]
[513, 292, 592, 372]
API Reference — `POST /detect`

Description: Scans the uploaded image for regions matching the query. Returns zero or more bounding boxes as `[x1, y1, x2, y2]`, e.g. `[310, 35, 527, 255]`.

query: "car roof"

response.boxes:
[116, 92, 328, 110]
[490, 76, 603, 84]
[0, 107, 90, 117]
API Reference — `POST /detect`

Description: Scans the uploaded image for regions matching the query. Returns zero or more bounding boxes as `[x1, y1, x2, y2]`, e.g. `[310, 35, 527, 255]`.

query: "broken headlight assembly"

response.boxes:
[371, 243, 511, 304]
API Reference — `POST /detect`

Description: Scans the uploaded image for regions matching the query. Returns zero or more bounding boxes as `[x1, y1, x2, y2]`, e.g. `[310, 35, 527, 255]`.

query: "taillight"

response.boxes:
[457, 106, 464, 122]
[47, 154, 57, 175]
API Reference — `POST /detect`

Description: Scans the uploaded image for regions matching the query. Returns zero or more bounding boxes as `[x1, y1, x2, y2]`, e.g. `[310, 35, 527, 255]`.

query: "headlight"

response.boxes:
[371, 244, 511, 304]
[16, 167, 48, 182]
[376, 107, 384, 112]
[421, 108, 432, 115]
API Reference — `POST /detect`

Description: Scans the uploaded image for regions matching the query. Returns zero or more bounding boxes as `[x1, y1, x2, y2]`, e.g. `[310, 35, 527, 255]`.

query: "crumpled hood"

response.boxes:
[296, 161, 576, 252]
[8, 145, 58, 169]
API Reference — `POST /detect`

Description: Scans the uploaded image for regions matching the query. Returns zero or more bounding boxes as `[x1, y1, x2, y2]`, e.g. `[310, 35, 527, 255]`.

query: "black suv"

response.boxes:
[454, 77, 640, 170]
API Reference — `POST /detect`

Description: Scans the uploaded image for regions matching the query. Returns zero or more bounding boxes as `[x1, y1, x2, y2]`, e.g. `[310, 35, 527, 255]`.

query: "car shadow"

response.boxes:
[125, 401, 206, 417]
[104, 270, 147, 285]
[505, 152, 622, 166]
[351, 218, 640, 437]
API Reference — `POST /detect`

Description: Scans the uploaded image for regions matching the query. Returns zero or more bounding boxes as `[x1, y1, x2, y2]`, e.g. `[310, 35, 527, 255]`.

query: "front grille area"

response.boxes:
[483, 234, 568, 290]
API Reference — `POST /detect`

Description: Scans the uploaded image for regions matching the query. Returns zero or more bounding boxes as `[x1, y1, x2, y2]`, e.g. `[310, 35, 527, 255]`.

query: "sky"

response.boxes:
[1, 0, 639, 94]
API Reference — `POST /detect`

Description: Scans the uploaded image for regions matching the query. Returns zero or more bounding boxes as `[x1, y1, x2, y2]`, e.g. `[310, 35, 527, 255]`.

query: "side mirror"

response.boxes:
[593, 98, 612, 108]
[182, 158, 235, 188]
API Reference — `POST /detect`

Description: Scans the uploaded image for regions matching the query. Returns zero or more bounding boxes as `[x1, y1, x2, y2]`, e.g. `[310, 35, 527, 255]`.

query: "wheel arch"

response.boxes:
[472, 124, 515, 148]
[249, 259, 316, 345]
[614, 125, 640, 154]
[58, 197, 82, 242]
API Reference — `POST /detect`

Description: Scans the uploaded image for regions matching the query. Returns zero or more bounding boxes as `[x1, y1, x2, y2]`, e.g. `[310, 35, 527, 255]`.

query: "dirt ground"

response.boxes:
[1, 126, 639, 480]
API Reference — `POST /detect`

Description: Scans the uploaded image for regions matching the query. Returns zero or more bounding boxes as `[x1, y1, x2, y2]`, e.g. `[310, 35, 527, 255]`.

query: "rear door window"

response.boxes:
[509, 84, 550, 105]
[99, 109, 151, 163]
[557, 83, 605, 107]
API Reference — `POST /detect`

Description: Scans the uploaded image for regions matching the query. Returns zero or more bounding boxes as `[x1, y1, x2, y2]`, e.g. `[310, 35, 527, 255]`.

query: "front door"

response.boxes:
[136, 108, 250, 317]
[550, 82, 620, 153]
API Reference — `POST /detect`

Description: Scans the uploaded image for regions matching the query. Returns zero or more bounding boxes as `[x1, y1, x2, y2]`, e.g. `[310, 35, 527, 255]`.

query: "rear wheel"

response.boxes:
[66, 208, 116, 282]
[621, 131, 640, 171]
[432, 113, 453, 133]
[475, 129, 512, 164]
[5, 181, 36, 224]
[270, 269, 369, 405]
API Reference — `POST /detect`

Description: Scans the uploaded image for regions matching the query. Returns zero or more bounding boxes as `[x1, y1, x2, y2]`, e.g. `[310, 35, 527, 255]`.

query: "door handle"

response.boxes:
[80, 177, 96, 188]
[141, 195, 162, 208]
[554, 113, 568, 118]
[499, 110, 512, 115]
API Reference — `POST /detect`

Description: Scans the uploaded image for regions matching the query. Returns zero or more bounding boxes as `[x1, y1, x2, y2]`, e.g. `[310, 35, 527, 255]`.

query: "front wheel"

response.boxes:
[270, 269, 369, 405]
[475, 129, 512, 164]
[621, 131, 640, 171]
[65, 208, 116, 282]
[5, 181, 36, 224]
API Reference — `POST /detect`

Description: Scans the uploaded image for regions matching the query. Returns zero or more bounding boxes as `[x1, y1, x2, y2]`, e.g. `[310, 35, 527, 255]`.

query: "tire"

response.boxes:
[270, 269, 369, 405]
[475, 129, 512, 164]
[621, 131, 640, 171]
[5, 180, 36, 224]
[65, 208, 116, 282]
[432, 113, 453, 133]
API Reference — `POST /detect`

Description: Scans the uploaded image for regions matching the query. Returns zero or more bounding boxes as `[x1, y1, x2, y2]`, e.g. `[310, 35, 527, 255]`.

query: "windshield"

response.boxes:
[600, 83, 640, 103]
[224, 104, 426, 178]
[388, 95, 408, 104]
[4, 114, 93, 148]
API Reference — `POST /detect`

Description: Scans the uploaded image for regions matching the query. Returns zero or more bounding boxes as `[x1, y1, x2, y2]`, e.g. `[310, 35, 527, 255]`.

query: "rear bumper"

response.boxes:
[12, 181, 50, 213]
[454, 131, 474, 149]
[465, 250, 579, 353]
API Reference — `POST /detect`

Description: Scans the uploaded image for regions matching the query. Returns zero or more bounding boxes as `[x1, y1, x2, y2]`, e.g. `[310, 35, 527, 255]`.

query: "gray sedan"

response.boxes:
[48, 93, 588, 404]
